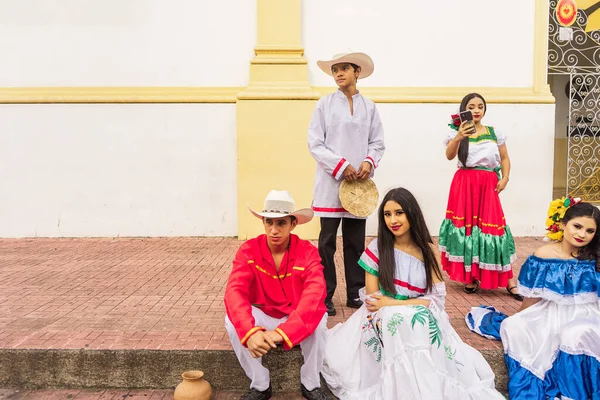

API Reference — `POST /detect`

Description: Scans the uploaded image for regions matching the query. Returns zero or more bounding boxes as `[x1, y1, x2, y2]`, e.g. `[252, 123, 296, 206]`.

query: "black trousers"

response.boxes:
[318, 217, 366, 301]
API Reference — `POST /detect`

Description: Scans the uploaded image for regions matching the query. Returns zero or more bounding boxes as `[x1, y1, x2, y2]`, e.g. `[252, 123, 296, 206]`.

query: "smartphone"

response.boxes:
[459, 110, 473, 122]
[459, 110, 476, 134]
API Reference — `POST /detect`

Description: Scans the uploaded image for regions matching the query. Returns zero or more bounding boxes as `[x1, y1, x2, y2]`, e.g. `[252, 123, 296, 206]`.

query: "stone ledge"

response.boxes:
[0, 348, 508, 395]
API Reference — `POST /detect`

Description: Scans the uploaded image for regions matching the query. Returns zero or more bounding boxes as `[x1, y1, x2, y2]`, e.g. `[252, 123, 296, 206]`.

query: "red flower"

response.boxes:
[451, 114, 461, 127]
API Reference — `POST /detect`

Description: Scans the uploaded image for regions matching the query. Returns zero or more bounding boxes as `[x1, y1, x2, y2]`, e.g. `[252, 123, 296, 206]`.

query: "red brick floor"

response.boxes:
[0, 237, 542, 352]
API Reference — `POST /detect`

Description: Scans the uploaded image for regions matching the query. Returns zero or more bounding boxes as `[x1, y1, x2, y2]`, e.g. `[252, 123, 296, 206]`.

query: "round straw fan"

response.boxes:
[339, 178, 379, 217]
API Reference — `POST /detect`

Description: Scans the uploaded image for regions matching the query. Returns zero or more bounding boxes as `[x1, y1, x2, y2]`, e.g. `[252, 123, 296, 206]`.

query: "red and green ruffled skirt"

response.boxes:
[438, 168, 516, 290]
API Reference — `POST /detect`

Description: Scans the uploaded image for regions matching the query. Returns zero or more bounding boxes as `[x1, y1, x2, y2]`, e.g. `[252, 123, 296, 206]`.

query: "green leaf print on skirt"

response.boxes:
[386, 313, 405, 336]
[411, 306, 443, 348]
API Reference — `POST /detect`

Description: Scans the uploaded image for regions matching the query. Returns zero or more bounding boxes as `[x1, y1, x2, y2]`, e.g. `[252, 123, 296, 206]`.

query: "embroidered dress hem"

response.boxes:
[439, 222, 515, 289]
[518, 286, 598, 305]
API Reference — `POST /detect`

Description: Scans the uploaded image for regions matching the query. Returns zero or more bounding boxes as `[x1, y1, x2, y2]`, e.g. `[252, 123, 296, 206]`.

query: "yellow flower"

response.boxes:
[551, 198, 564, 207]
[546, 217, 555, 227]
[558, 207, 568, 219]
[548, 231, 563, 241]
[547, 198, 563, 217]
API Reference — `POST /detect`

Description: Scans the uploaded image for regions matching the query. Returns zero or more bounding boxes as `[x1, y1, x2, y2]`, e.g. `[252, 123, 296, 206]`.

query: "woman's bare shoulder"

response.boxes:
[533, 242, 559, 258]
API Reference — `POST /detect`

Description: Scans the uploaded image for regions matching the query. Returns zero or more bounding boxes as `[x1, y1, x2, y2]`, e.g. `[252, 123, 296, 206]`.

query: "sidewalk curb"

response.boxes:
[0, 348, 507, 394]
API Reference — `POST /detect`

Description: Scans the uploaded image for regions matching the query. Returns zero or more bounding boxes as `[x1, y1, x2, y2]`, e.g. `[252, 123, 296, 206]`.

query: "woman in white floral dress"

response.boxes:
[321, 187, 504, 400]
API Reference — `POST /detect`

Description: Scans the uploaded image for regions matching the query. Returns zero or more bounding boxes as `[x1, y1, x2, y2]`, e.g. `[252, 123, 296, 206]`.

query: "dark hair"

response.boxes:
[262, 215, 297, 224]
[331, 62, 359, 72]
[376, 188, 443, 294]
[562, 202, 600, 271]
[457, 93, 487, 166]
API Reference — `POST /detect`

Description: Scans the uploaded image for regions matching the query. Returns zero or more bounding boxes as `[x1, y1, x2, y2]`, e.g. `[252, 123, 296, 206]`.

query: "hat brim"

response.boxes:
[248, 206, 313, 225]
[317, 52, 374, 79]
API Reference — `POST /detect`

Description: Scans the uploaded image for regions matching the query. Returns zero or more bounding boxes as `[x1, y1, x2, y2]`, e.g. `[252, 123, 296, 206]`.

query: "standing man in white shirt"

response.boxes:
[308, 51, 385, 316]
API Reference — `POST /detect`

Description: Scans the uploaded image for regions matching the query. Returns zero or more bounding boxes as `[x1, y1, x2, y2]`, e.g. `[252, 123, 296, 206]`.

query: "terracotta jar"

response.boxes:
[173, 370, 213, 400]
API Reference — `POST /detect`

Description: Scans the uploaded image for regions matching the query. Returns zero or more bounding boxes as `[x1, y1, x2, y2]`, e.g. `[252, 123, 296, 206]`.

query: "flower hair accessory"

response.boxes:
[448, 114, 461, 131]
[545, 196, 582, 241]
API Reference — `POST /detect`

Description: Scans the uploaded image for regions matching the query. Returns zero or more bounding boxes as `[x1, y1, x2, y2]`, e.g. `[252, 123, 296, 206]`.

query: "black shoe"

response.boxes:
[346, 298, 363, 308]
[241, 383, 272, 400]
[506, 286, 524, 301]
[464, 280, 480, 294]
[324, 299, 336, 316]
[301, 383, 332, 400]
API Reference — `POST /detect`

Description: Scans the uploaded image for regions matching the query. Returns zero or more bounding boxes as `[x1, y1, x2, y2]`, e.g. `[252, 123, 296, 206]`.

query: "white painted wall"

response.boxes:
[0, 104, 237, 237]
[0, 103, 554, 238]
[364, 103, 556, 237]
[303, 0, 535, 88]
[0, 0, 255, 86]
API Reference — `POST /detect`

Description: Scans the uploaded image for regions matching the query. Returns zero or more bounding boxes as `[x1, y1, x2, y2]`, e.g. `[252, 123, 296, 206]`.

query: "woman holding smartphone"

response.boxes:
[438, 93, 522, 300]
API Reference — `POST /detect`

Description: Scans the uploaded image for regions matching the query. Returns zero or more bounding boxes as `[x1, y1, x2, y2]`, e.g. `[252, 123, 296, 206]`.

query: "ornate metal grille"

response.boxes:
[567, 73, 600, 202]
[548, 1, 600, 201]
[549, 0, 600, 74]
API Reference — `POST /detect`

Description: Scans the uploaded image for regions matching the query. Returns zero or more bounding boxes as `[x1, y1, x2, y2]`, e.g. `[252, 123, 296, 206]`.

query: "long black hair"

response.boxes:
[377, 188, 443, 294]
[457, 93, 487, 166]
[562, 202, 600, 271]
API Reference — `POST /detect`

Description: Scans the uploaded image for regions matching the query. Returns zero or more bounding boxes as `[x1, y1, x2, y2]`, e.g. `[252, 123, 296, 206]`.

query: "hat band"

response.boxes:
[262, 209, 291, 214]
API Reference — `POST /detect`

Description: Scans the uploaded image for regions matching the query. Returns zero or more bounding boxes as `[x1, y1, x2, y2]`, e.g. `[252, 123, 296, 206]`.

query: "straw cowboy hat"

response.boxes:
[317, 51, 375, 79]
[248, 190, 314, 225]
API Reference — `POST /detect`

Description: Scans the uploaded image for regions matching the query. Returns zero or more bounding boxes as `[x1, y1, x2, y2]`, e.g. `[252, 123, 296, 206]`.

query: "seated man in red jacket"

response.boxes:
[224, 190, 330, 400]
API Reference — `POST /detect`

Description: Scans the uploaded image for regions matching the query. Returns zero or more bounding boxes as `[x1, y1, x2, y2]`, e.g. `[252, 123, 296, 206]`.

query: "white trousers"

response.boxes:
[225, 306, 327, 391]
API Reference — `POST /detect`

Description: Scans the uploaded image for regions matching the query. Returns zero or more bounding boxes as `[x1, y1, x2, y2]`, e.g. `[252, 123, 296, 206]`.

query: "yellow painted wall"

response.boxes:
[237, 100, 319, 240]
[554, 138, 568, 190]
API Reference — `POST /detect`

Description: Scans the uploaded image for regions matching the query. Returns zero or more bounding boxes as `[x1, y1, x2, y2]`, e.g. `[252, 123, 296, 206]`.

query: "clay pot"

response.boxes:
[174, 370, 213, 400]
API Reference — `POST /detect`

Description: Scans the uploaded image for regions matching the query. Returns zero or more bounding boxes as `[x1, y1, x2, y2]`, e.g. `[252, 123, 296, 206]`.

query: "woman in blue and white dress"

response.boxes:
[322, 187, 504, 400]
[500, 202, 600, 399]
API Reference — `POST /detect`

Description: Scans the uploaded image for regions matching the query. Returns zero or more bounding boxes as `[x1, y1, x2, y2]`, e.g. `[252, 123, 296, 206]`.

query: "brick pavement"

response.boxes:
[0, 237, 542, 352]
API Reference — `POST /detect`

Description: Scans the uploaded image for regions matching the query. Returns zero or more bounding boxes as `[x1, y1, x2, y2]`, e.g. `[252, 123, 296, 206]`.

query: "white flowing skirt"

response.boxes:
[322, 299, 504, 399]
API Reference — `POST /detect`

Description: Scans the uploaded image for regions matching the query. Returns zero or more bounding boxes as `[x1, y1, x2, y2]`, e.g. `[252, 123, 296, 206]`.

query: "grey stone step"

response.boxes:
[0, 348, 508, 396]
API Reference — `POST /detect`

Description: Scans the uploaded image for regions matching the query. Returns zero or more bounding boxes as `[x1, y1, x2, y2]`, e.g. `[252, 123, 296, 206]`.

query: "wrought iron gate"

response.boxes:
[548, 0, 600, 202]
[567, 72, 600, 202]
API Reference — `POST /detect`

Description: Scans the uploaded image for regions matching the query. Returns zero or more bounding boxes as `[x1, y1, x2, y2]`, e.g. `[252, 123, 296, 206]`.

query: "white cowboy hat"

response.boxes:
[317, 51, 375, 79]
[248, 190, 314, 225]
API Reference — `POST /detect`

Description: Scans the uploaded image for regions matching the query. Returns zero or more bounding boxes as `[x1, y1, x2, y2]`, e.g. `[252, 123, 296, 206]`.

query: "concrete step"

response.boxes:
[0, 347, 508, 396]
[0, 388, 305, 399]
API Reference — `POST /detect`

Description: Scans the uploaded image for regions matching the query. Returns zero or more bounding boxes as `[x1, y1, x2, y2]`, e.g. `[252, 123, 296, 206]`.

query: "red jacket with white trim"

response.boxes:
[224, 234, 327, 350]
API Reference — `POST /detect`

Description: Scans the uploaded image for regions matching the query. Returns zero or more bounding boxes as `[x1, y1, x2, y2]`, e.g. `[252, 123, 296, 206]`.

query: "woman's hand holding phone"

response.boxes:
[455, 121, 475, 141]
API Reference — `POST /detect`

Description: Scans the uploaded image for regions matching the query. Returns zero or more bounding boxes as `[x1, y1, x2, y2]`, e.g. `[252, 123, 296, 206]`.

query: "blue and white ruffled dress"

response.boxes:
[500, 255, 600, 399]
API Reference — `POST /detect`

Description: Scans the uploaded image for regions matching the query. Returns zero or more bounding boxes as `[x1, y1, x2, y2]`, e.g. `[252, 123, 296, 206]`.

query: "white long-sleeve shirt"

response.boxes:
[308, 90, 385, 219]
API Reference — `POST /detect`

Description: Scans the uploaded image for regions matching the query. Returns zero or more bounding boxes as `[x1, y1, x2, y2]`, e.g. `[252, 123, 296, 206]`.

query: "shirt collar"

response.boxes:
[257, 234, 297, 267]
[336, 89, 361, 100]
